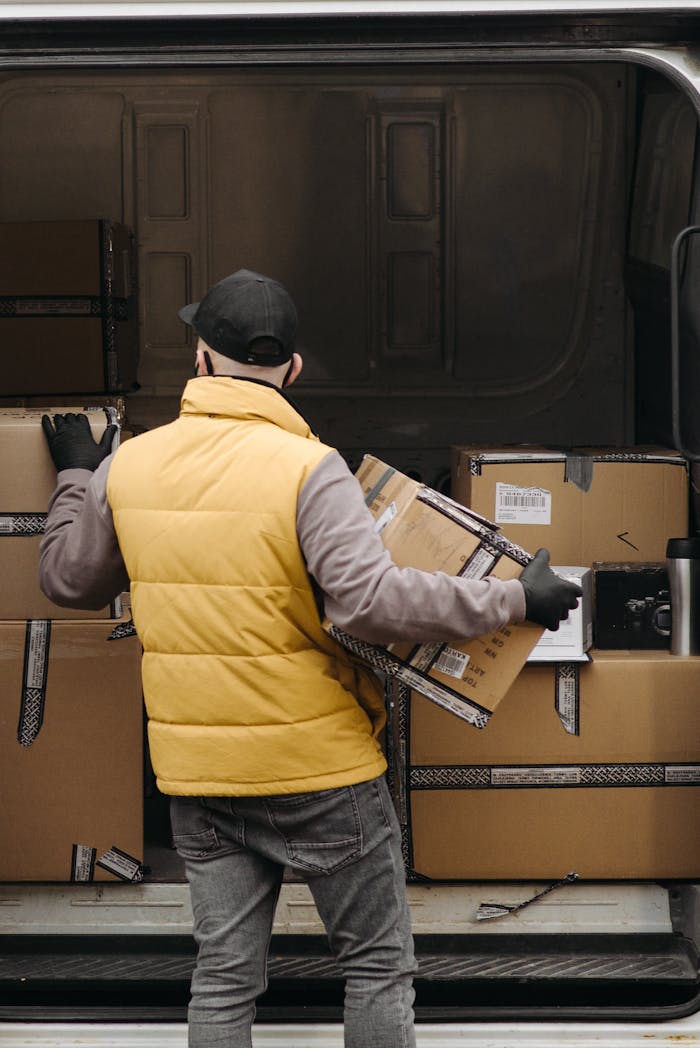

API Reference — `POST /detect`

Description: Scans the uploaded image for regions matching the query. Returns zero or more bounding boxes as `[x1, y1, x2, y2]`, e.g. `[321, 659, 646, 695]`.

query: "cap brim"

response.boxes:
[178, 301, 200, 326]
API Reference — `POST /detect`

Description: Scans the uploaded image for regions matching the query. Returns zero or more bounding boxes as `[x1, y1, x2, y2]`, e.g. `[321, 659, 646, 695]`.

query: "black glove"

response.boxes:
[41, 413, 118, 472]
[519, 548, 582, 632]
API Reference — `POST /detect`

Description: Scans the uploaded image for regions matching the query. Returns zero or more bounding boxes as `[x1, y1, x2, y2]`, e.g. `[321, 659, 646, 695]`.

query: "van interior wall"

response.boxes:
[0, 62, 694, 491]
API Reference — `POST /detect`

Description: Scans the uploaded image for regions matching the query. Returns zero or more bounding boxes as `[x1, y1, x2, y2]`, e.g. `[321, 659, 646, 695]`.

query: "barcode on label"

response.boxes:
[434, 647, 469, 679]
[501, 494, 546, 507]
[495, 483, 551, 525]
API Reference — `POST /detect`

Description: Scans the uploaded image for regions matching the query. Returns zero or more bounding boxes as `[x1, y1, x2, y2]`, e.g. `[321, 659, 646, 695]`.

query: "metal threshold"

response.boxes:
[0, 932, 697, 1023]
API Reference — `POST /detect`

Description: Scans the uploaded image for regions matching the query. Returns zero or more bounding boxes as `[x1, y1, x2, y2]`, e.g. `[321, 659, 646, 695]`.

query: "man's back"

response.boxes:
[106, 375, 387, 798]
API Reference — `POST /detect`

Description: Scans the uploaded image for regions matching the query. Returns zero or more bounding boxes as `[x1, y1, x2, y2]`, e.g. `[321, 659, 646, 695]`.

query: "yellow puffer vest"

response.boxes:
[107, 377, 386, 796]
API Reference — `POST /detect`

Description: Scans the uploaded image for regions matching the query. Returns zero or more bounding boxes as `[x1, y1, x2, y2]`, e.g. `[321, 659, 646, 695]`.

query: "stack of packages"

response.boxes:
[0, 220, 144, 884]
[329, 448, 700, 882]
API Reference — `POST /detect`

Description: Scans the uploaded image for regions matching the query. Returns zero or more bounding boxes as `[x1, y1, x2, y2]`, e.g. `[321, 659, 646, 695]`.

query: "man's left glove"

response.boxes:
[42, 412, 118, 472]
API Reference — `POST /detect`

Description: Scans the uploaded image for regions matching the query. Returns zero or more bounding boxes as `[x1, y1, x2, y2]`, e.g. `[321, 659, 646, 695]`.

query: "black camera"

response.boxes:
[623, 590, 671, 638]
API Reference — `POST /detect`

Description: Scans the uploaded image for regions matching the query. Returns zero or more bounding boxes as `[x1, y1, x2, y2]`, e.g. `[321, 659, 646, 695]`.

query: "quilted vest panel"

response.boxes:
[107, 378, 386, 795]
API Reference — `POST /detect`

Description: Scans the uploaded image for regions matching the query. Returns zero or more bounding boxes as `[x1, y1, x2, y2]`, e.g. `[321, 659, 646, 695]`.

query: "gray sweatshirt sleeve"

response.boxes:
[297, 451, 526, 645]
[38, 455, 130, 610]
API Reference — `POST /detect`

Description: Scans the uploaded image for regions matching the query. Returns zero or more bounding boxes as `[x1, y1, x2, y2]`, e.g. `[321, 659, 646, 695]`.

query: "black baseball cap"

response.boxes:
[178, 268, 297, 366]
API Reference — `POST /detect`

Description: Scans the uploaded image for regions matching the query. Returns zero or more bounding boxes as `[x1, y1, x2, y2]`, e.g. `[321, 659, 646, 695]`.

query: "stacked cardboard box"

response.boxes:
[393, 443, 698, 880]
[450, 445, 688, 565]
[0, 617, 143, 882]
[0, 407, 143, 882]
[0, 220, 138, 397]
[389, 652, 700, 880]
[0, 408, 121, 621]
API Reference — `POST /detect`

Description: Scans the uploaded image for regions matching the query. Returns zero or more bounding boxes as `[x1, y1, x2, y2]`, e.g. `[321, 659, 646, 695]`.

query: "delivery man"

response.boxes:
[39, 268, 581, 1048]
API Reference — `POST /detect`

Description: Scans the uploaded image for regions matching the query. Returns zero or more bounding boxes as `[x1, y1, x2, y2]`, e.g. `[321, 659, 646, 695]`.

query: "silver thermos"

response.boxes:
[666, 537, 700, 655]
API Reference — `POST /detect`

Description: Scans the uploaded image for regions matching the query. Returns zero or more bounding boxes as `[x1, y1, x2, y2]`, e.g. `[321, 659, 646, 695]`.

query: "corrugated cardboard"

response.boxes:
[0, 618, 143, 881]
[450, 445, 689, 565]
[0, 406, 120, 619]
[527, 567, 593, 662]
[325, 455, 542, 730]
[0, 220, 138, 396]
[390, 650, 700, 880]
[0, 395, 128, 429]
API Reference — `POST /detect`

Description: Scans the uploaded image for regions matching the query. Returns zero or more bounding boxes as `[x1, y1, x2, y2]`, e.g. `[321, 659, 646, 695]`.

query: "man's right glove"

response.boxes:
[42, 412, 118, 473]
[519, 548, 582, 632]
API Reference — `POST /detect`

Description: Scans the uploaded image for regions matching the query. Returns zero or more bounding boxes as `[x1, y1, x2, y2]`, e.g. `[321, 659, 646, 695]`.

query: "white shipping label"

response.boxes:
[374, 501, 397, 534]
[461, 546, 497, 580]
[97, 846, 143, 882]
[492, 766, 582, 786]
[665, 765, 700, 784]
[495, 483, 551, 525]
[410, 643, 442, 672]
[555, 664, 580, 736]
[25, 620, 50, 689]
[71, 845, 96, 882]
[434, 646, 470, 679]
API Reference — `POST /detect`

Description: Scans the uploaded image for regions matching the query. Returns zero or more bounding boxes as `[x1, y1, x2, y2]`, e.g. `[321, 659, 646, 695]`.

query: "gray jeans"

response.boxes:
[170, 774, 417, 1048]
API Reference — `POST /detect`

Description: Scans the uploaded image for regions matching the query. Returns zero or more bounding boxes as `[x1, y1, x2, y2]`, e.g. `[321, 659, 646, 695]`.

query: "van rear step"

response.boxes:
[0, 933, 698, 1022]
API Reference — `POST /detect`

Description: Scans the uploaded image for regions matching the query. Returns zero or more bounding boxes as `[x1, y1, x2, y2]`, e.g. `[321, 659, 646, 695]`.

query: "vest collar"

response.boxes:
[180, 376, 317, 440]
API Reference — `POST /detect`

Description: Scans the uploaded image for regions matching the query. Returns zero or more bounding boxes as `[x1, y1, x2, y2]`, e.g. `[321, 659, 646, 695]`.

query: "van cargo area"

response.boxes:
[1, 4, 700, 1041]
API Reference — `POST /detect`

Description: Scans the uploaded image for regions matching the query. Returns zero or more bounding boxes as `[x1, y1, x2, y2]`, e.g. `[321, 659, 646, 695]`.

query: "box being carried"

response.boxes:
[324, 455, 542, 730]
[451, 445, 688, 566]
[0, 406, 122, 619]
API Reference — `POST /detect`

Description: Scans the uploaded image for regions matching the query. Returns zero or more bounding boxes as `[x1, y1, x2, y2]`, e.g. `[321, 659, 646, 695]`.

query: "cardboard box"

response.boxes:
[593, 562, 671, 649]
[0, 220, 138, 396]
[450, 445, 688, 566]
[0, 406, 121, 619]
[527, 567, 593, 663]
[325, 455, 542, 730]
[0, 618, 143, 881]
[0, 395, 128, 429]
[389, 650, 700, 880]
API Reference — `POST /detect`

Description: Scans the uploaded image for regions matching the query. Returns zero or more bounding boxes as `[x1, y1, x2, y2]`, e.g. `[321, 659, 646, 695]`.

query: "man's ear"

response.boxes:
[194, 343, 215, 376]
[283, 353, 303, 388]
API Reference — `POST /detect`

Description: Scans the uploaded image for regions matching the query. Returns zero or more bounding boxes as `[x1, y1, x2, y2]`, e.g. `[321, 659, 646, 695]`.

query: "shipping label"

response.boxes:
[96, 846, 144, 883]
[434, 646, 470, 679]
[554, 663, 580, 736]
[460, 545, 497, 580]
[492, 766, 581, 786]
[665, 765, 700, 785]
[71, 845, 97, 882]
[409, 642, 441, 672]
[373, 501, 398, 534]
[495, 483, 551, 525]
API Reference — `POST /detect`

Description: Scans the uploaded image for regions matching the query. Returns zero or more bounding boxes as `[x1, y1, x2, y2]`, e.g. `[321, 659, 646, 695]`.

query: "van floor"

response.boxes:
[0, 932, 698, 1023]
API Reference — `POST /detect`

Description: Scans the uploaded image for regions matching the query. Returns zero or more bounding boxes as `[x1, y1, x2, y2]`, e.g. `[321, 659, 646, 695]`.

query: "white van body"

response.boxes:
[0, 1, 699, 1043]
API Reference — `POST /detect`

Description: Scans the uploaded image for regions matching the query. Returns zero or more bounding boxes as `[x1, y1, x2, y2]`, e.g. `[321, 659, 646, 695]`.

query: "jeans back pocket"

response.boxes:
[265, 786, 362, 875]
